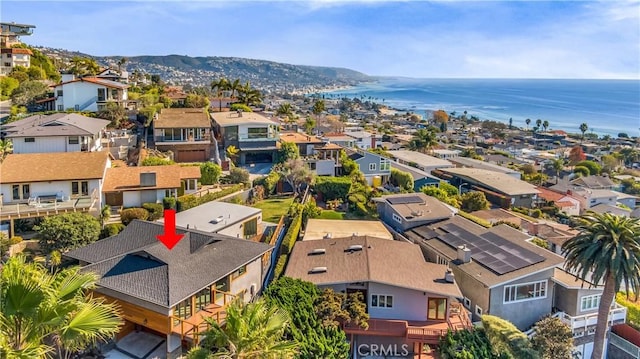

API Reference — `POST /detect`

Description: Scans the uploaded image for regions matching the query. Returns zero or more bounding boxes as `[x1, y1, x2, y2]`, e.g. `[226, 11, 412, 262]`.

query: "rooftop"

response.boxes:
[160, 201, 261, 233]
[0, 151, 110, 183]
[65, 221, 272, 309]
[449, 157, 520, 175]
[375, 192, 457, 223]
[279, 132, 324, 144]
[388, 150, 454, 168]
[55, 77, 128, 89]
[406, 216, 564, 288]
[390, 161, 441, 181]
[285, 236, 462, 297]
[154, 108, 211, 129]
[102, 165, 201, 192]
[211, 111, 278, 127]
[303, 219, 393, 241]
[3, 113, 110, 138]
[440, 167, 540, 196]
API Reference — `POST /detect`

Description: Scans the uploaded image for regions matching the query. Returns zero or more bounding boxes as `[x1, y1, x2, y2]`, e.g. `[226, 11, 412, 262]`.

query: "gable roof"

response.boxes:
[407, 216, 564, 288]
[154, 108, 211, 128]
[65, 220, 272, 309]
[102, 165, 201, 192]
[0, 151, 110, 183]
[54, 77, 128, 89]
[3, 113, 110, 138]
[570, 175, 615, 189]
[285, 236, 462, 297]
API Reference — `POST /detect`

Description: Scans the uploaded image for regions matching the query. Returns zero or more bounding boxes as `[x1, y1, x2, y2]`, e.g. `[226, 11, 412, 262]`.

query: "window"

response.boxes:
[195, 286, 212, 312]
[71, 181, 89, 196]
[504, 280, 547, 303]
[57, 90, 63, 97]
[371, 294, 393, 308]
[163, 128, 182, 141]
[369, 163, 377, 171]
[12, 185, 20, 200]
[247, 127, 268, 139]
[580, 295, 601, 311]
[428, 298, 447, 320]
[173, 297, 193, 326]
[214, 277, 230, 302]
[57, 105, 63, 111]
[24, 137, 35, 143]
[6, 54, 11, 58]
[463, 297, 471, 310]
[22, 185, 30, 199]
[68, 136, 79, 145]
[380, 159, 390, 171]
[165, 189, 176, 198]
[392, 213, 402, 224]
[243, 218, 258, 239]
[475, 305, 483, 316]
[231, 265, 247, 280]
[97, 88, 106, 101]
[224, 126, 238, 141]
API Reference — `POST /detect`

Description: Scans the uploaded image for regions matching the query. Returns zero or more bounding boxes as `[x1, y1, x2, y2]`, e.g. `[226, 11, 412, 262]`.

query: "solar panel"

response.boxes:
[387, 196, 424, 205]
[434, 223, 546, 275]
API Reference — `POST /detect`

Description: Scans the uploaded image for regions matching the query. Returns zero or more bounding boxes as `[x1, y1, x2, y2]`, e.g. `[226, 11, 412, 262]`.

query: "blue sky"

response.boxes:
[2, 0, 639, 79]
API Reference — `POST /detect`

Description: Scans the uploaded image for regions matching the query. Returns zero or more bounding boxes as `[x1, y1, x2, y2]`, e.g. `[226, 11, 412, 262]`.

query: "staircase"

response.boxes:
[106, 206, 122, 224]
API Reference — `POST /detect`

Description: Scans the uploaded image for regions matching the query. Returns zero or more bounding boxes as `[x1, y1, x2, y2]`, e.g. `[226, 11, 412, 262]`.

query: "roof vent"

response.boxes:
[210, 215, 225, 224]
[445, 269, 455, 283]
[346, 244, 363, 252]
[309, 248, 326, 255]
[309, 267, 327, 274]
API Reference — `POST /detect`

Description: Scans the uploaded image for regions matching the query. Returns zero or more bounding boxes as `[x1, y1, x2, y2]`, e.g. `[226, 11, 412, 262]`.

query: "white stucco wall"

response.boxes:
[1, 179, 101, 202]
[54, 81, 127, 112]
[122, 190, 165, 208]
[216, 214, 262, 238]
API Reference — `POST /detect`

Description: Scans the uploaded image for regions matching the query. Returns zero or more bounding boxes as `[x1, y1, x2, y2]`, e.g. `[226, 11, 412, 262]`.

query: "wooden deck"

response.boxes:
[344, 303, 472, 345]
[171, 291, 235, 345]
[0, 193, 97, 221]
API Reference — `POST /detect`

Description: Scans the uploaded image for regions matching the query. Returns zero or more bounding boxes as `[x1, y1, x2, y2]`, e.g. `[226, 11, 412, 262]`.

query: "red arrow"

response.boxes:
[157, 209, 184, 250]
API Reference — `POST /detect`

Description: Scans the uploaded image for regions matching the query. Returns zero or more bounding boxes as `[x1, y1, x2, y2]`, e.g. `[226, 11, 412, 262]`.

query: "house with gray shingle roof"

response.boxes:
[2, 113, 110, 154]
[65, 220, 272, 357]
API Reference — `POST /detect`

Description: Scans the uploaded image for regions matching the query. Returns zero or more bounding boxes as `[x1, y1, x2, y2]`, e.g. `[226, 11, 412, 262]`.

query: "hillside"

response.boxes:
[36, 47, 371, 92]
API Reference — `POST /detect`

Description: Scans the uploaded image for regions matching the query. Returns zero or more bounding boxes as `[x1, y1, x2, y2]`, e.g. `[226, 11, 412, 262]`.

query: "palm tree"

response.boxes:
[0, 255, 122, 358]
[311, 100, 325, 135]
[410, 128, 437, 154]
[0, 139, 13, 162]
[276, 103, 295, 123]
[580, 123, 589, 143]
[186, 299, 297, 359]
[542, 120, 549, 132]
[562, 214, 640, 359]
[550, 158, 565, 183]
[536, 119, 542, 129]
[211, 78, 230, 112]
[228, 79, 241, 102]
[525, 118, 531, 131]
[226, 145, 239, 166]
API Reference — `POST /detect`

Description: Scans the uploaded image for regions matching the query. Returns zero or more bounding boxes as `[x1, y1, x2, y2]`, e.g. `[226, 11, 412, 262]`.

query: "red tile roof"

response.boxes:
[1, 48, 32, 55]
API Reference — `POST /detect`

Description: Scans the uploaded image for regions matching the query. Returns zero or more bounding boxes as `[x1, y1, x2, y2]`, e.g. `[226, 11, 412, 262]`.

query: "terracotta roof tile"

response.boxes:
[102, 165, 201, 192]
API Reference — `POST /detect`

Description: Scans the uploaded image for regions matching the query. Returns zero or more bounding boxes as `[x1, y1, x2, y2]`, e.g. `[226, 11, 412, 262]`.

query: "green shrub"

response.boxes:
[142, 202, 164, 220]
[617, 292, 640, 330]
[141, 156, 174, 166]
[531, 237, 549, 250]
[482, 315, 539, 359]
[230, 103, 252, 112]
[163, 196, 176, 210]
[9, 236, 23, 245]
[274, 254, 289, 279]
[101, 223, 125, 239]
[458, 211, 492, 228]
[120, 207, 150, 225]
[280, 213, 302, 255]
[200, 162, 222, 185]
[531, 209, 542, 218]
[315, 176, 352, 200]
[176, 184, 244, 212]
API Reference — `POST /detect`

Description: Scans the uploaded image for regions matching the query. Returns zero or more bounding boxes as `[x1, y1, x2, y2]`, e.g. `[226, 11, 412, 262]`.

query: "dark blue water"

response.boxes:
[322, 78, 640, 137]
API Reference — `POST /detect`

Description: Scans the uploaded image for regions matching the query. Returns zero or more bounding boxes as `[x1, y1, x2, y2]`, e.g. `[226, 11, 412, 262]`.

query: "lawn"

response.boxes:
[318, 210, 345, 220]
[253, 197, 295, 223]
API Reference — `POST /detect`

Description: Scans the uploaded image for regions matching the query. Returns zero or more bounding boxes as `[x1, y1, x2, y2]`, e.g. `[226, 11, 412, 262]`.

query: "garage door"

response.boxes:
[177, 150, 206, 162]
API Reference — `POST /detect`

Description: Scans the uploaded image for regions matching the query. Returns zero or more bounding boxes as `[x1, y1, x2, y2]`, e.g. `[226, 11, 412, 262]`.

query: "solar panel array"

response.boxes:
[387, 195, 424, 205]
[438, 223, 545, 275]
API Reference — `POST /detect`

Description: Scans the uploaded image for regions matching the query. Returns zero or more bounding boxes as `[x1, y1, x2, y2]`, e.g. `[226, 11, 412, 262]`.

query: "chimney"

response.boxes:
[445, 269, 455, 283]
[140, 172, 157, 187]
[237, 109, 242, 117]
[457, 245, 471, 263]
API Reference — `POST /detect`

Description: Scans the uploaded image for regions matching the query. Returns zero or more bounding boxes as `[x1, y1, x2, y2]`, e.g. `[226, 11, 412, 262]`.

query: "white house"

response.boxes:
[102, 165, 201, 208]
[3, 113, 110, 154]
[52, 76, 128, 112]
[0, 151, 110, 206]
[1, 47, 31, 75]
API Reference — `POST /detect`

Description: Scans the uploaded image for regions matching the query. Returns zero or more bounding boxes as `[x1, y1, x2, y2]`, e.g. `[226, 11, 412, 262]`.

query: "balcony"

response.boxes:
[343, 302, 472, 345]
[155, 135, 210, 145]
[0, 190, 99, 221]
[556, 304, 627, 331]
[170, 290, 235, 346]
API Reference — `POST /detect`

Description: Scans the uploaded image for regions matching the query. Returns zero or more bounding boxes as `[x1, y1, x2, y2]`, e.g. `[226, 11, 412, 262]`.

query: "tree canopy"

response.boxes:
[35, 213, 101, 253]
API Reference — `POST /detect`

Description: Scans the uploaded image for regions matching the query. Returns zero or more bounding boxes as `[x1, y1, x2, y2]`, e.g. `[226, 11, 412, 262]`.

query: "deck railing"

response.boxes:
[170, 290, 236, 345]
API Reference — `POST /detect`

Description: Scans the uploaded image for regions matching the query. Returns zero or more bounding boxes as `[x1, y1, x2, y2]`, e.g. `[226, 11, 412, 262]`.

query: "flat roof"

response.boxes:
[211, 111, 278, 127]
[159, 201, 261, 233]
[388, 150, 453, 168]
[441, 167, 540, 196]
[376, 192, 456, 223]
[449, 157, 520, 174]
[303, 219, 393, 241]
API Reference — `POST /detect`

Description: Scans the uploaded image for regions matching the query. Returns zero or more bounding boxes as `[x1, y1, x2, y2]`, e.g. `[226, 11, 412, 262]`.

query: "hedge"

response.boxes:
[273, 254, 289, 279]
[280, 213, 303, 255]
[100, 223, 125, 239]
[120, 208, 150, 225]
[176, 184, 244, 212]
[617, 292, 640, 330]
[163, 196, 176, 210]
[315, 176, 352, 200]
[482, 315, 539, 359]
[142, 203, 164, 220]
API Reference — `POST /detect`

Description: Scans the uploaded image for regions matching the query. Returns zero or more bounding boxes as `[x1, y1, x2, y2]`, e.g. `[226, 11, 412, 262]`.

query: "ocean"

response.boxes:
[320, 78, 640, 137]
